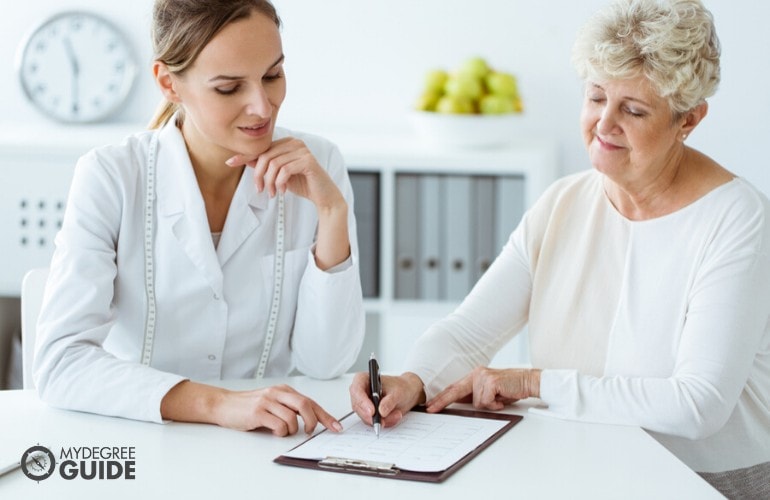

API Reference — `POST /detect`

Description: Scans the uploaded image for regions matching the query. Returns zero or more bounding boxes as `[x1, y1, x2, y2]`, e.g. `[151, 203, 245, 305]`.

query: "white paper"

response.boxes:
[284, 411, 508, 473]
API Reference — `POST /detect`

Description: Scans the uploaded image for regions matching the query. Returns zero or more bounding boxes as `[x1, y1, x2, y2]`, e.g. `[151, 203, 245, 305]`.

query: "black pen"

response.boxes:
[369, 353, 382, 437]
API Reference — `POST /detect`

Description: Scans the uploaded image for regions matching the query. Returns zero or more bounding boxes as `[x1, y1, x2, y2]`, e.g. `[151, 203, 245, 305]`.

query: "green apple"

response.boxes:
[415, 90, 442, 112]
[485, 72, 519, 98]
[444, 74, 483, 101]
[435, 95, 475, 114]
[423, 69, 449, 95]
[479, 94, 515, 114]
[458, 56, 490, 80]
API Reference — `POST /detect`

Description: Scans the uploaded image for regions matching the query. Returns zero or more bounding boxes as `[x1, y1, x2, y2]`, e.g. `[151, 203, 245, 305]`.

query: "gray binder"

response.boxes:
[418, 175, 443, 300]
[394, 174, 419, 299]
[494, 175, 525, 253]
[472, 176, 496, 285]
[349, 171, 380, 298]
[443, 175, 473, 300]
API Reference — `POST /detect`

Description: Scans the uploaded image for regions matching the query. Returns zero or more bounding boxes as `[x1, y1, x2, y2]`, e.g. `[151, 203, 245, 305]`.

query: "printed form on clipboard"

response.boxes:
[274, 407, 522, 483]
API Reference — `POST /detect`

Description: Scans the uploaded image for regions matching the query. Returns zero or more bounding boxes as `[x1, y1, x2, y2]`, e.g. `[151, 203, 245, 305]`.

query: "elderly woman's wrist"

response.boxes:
[528, 369, 542, 399]
[401, 371, 427, 407]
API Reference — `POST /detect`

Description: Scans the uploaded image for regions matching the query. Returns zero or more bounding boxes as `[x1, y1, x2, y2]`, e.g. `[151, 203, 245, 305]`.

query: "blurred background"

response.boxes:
[1, 1, 766, 189]
[1, 0, 767, 388]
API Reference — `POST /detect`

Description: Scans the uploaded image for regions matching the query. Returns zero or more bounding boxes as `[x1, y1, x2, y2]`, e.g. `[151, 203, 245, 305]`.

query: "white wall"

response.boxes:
[2, 0, 768, 193]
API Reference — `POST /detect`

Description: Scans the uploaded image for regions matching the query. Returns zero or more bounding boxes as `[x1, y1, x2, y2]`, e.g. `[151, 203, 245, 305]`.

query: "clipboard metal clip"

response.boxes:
[318, 456, 399, 476]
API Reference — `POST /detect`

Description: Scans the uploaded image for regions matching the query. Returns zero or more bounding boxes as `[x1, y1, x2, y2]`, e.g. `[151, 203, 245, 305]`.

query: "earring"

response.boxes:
[682, 133, 688, 141]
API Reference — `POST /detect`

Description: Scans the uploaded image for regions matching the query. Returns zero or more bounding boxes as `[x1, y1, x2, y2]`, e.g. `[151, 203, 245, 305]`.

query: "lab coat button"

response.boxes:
[208, 355, 216, 361]
[213, 292, 221, 300]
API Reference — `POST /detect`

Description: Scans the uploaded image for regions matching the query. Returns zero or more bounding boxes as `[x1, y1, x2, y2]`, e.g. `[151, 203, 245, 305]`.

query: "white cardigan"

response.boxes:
[406, 170, 770, 473]
[34, 120, 365, 423]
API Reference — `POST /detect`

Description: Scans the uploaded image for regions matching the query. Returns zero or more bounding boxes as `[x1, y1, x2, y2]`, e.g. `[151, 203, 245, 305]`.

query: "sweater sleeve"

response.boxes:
[535, 194, 770, 440]
[404, 219, 533, 399]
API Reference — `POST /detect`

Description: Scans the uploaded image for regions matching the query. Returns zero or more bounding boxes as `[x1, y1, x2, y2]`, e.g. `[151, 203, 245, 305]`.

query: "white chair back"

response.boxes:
[21, 267, 49, 390]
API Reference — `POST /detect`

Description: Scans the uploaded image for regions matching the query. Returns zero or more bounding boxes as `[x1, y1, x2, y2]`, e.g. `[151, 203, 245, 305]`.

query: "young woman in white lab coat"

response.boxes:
[33, 0, 364, 436]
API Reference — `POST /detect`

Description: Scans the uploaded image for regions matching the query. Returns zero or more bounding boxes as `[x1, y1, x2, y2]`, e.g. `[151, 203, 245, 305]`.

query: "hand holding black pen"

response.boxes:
[368, 353, 382, 437]
[349, 370, 426, 430]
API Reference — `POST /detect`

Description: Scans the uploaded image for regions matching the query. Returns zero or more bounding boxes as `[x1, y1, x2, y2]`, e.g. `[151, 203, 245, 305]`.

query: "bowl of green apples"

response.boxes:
[411, 57, 524, 148]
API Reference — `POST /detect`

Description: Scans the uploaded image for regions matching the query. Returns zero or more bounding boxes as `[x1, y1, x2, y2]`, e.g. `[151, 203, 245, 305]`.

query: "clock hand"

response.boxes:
[63, 37, 80, 115]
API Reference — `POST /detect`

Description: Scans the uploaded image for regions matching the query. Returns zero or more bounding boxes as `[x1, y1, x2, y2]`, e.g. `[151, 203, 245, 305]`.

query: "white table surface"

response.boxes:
[0, 374, 722, 499]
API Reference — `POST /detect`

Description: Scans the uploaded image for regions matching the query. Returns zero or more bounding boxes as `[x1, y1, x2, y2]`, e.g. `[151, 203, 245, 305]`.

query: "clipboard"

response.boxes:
[274, 407, 523, 483]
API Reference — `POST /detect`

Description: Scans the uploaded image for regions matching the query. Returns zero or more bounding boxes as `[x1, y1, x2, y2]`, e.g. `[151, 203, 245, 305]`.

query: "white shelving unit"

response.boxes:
[0, 123, 139, 297]
[0, 123, 138, 388]
[332, 133, 559, 373]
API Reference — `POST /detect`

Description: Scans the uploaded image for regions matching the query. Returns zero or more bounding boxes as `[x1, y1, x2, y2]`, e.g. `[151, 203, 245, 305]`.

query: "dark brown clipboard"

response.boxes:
[274, 407, 523, 483]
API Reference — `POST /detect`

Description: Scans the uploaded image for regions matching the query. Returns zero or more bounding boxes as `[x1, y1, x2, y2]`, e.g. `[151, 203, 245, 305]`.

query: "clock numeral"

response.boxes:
[35, 40, 47, 52]
[33, 83, 47, 96]
[107, 40, 118, 52]
[70, 17, 83, 31]
[92, 97, 102, 109]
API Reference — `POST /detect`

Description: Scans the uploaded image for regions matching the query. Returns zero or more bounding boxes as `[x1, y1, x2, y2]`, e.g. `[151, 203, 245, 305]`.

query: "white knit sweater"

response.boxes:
[406, 170, 770, 473]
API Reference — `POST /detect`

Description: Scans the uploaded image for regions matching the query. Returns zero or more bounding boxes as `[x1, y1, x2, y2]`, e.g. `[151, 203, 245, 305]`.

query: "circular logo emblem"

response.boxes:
[21, 445, 56, 481]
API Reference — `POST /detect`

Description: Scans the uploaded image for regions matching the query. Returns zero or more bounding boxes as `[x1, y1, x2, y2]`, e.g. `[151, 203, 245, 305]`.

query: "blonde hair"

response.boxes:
[572, 0, 720, 116]
[148, 0, 281, 129]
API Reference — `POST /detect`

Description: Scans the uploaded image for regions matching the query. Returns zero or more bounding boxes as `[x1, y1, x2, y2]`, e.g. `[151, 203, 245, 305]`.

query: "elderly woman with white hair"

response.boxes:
[350, 0, 770, 496]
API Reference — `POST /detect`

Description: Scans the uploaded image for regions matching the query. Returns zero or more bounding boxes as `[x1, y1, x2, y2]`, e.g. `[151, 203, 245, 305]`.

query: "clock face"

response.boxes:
[17, 11, 137, 123]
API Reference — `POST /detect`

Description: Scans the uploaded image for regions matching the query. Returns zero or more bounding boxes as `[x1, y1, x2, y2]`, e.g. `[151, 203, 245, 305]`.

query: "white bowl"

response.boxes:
[410, 111, 522, 149]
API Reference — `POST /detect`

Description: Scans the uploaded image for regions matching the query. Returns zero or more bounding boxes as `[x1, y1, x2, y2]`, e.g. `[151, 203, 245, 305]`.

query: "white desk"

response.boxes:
[0, 374, 722, 499]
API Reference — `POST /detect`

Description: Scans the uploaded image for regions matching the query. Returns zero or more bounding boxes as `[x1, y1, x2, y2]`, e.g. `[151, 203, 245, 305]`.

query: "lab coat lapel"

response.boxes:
[155, 123, 224, 294]
[216, 168, 267, 267]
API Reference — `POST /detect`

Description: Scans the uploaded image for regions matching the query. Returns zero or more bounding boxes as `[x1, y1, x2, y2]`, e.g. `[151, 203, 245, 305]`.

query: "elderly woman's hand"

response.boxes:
[349, 372, 426, 429]
[425, 367, 541, 413]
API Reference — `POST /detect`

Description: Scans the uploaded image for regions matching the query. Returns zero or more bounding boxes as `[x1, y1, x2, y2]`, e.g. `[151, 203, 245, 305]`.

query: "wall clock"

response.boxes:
[16, 11, 138, 123]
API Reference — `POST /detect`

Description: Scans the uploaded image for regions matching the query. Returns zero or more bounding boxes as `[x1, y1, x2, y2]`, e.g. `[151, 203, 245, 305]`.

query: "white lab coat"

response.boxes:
[33, 119, 365, 422]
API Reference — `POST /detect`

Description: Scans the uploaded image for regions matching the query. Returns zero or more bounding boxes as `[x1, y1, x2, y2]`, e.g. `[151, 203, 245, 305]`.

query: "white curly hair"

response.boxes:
[572, 0, 720, 117]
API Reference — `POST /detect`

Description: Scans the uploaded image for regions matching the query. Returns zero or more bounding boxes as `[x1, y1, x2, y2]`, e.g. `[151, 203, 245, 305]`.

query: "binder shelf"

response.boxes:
[335, 133, 559, 373]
